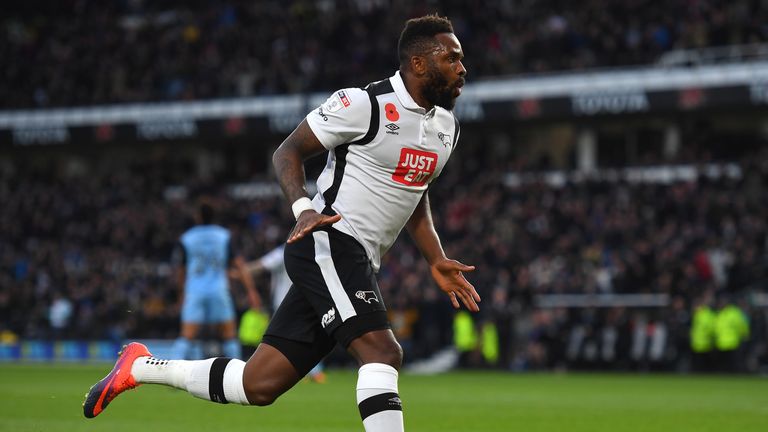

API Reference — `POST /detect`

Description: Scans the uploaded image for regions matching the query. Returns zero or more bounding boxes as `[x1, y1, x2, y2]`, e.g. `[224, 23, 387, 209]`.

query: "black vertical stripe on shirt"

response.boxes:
[321, 144, 350, 216]
[350, 78, 393, 146]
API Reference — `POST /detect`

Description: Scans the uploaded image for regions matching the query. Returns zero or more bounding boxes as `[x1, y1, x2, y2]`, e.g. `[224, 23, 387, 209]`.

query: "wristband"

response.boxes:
[291, 197, 314, 220]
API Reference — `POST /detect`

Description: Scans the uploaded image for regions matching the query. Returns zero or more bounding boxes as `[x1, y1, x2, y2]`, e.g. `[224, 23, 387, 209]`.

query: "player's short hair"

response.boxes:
[398, 14, 454, 66]
[199, 202, 215, 224]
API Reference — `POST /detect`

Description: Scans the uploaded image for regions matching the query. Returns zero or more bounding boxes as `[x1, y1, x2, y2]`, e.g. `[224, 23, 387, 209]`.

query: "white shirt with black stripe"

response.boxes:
[305, 70, 460, 272]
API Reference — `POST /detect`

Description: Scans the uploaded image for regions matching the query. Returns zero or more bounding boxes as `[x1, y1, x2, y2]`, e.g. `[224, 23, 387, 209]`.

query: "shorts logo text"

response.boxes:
[321, 307, 336, 328]
[391, 148, 438, 187]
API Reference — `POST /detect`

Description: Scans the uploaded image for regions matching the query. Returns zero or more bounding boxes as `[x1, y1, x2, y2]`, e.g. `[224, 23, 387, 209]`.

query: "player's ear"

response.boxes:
[411, 55, 427, 76]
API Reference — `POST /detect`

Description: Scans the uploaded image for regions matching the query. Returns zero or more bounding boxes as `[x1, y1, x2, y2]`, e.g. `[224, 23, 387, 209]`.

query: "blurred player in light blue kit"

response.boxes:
[246, 245, 326, 382]
[171, 201, 259, 360]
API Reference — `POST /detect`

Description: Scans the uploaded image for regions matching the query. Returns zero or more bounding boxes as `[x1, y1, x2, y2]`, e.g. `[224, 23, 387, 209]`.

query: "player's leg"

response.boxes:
[82, 286, 326, 418]
[133, 301, 317, 409]
[242, 285, 336, 405]
[83, 339, 300, 418]
[172, 294, 203, 359]
[285, 228, 403, 432]
[130, 287, 333, 410]
[172, 322, 200, 359]
[211, 291, 241, 359]
[347, 330, 404, 432]
[216, 319, 242, 359]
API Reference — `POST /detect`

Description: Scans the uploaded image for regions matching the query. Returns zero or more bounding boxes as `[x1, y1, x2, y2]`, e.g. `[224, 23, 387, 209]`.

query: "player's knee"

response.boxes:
[247, 393, 277, 407]
[242, 383, 278, 407]
[350, 331, 404, 370]
[372, 339, 403, 370]
[389, 340, 404, 369]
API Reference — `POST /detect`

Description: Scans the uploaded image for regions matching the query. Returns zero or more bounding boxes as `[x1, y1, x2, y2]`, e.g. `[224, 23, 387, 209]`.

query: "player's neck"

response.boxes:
[400, 69, 433, 111]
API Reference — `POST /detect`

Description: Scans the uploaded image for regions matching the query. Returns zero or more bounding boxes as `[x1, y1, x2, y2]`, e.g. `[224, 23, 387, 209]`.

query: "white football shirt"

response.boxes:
[305, 71, 460, 272]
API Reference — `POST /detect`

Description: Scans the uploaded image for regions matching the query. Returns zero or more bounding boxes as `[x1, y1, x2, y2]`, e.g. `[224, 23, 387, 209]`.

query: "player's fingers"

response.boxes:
[287, 226, 301, 243]
[320, 214, 342, 225]
[303, 214, 339, 232]
[451, 273, 480, 302]
[459, 276, 481, 302]
[288, 222, 311, 243]
[455, 277, 478, 301]
[454, 261, 476, 272]
[448, 292, 460, 309]
[470, 286, 481, 302]
[456, 289, 479, 312]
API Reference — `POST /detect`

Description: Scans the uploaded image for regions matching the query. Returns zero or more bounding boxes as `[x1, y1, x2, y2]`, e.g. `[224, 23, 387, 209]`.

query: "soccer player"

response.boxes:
[170, 201, 260, 360]
[83, 15, 479, 432]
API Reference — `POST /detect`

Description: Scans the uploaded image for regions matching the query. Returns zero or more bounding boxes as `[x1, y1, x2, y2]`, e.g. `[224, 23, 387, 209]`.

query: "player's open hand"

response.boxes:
[287, 210, 342, 243]
[430, 258, 480, 312]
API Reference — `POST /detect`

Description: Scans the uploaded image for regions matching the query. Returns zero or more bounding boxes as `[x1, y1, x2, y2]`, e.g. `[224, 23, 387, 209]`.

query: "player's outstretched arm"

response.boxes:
[406, 192, 481, 312]
[272, 119, 341, 243]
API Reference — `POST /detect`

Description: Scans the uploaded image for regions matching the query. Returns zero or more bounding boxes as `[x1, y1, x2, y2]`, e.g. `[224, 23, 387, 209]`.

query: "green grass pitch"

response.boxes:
[1, 364, 766, 432]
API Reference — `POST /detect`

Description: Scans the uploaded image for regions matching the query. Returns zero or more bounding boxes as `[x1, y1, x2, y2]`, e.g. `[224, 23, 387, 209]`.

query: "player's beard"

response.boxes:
[423, 62, 463, 110]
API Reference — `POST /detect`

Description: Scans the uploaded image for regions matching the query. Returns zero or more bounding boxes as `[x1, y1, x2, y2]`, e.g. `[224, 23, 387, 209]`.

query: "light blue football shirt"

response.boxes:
[178, 225, 232, 295]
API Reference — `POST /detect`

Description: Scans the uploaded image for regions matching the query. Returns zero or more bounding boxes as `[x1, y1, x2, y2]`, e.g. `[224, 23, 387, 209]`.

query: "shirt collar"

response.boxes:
[390, 70, 426, 113]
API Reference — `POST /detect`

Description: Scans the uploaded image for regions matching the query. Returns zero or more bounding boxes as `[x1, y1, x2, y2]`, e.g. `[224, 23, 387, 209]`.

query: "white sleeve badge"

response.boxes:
[323, 90, 352, 113]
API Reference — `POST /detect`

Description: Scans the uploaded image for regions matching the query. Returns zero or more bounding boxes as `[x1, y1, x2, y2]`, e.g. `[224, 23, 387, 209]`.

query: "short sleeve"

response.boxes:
[305, 88, 372, 150]
[260, 246, 285, 272]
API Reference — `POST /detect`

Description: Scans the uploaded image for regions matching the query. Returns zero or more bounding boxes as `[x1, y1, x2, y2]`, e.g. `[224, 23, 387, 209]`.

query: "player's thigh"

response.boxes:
[240, 342, 303, 405]
[261, 285, 336, 378]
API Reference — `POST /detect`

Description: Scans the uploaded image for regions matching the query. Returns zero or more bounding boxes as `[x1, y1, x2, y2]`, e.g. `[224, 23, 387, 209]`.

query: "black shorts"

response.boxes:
[261, 227, 390, 377]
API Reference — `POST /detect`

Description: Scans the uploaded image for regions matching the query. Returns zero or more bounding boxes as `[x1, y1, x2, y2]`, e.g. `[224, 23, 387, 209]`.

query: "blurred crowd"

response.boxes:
[0, 160, 292, 342]
[1, 147, 767, 371]
[3, 0, 768, 108]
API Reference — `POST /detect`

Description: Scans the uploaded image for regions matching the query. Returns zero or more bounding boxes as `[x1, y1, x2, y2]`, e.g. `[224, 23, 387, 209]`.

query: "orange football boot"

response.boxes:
[83, 342, 151, 418]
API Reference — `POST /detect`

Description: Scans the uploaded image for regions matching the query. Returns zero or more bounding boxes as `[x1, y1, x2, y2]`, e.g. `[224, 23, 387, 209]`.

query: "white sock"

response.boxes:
[131, 356, 192, 388]
[357, 363, 404, 432]
[131, 356, 251, 405]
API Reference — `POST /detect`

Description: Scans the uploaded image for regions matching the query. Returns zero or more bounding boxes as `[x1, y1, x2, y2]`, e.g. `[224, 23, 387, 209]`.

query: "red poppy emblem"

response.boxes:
[385, 103, 400, 122]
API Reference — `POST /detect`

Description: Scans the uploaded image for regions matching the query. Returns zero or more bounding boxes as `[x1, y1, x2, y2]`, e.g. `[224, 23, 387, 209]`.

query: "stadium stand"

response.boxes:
[1, 147, 766, 370]
[2, 0, 768, 107]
